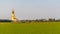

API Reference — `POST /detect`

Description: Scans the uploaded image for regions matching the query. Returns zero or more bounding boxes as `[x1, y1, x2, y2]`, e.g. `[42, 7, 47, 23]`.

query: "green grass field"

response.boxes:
[0, 22, 60, 34]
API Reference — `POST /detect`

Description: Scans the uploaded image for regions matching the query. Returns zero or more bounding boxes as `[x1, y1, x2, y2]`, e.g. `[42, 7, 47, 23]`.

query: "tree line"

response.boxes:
[20, 18, 60, 23]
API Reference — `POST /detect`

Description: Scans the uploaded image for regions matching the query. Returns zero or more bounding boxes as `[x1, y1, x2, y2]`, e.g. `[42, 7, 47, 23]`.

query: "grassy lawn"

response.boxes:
[0, 22, 60, 34]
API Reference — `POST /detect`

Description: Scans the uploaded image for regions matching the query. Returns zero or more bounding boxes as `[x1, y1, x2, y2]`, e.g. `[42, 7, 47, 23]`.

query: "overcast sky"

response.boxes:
[0, 0, 60, 20]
